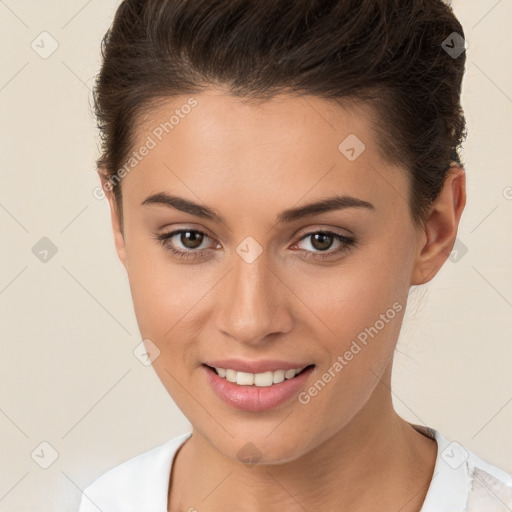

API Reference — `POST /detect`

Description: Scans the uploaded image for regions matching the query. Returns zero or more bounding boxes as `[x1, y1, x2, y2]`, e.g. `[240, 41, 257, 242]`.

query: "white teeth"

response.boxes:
[236, 371, 254, 386]
[272, 369, 285, 384]
[254, 371, 273, 387]
[213, 366, 308, 387]
[284, 369, 296, 379]
[225, 368, 237, 383]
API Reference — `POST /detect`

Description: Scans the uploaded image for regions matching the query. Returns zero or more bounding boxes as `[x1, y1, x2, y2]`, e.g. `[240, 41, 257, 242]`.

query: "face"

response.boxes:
[103, 89, 429, 464]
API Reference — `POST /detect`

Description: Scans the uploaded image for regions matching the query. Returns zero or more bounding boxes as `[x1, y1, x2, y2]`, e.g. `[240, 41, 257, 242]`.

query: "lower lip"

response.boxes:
[203, 364, 315, 412]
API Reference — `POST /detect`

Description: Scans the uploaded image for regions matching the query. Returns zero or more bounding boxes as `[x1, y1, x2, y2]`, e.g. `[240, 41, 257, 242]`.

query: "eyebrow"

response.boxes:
[141, 192, 374, 224]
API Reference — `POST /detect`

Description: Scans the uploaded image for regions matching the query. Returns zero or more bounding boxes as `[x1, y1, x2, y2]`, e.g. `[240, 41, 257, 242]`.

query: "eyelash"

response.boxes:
[153, 229, 355, 262]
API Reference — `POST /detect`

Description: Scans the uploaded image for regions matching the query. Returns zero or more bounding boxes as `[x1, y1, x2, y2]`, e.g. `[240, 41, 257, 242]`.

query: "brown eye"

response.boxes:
[309, 232, 335, 251]
[154, 228, 218, 262]
[179, 230, 204, 249]
[294, 230, 356, 262]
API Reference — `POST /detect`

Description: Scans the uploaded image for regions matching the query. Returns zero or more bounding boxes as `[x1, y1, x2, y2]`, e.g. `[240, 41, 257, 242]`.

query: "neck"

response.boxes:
[168, 366, 437, 512]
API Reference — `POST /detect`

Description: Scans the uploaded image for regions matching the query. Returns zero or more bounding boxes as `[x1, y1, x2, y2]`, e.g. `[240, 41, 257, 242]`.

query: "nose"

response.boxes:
[215, 249, 294, 346]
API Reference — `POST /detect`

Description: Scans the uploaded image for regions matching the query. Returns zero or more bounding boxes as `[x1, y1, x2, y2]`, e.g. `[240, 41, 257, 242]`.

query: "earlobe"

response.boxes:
[98, 169, 128, 270]
[411, 165, 466, 285]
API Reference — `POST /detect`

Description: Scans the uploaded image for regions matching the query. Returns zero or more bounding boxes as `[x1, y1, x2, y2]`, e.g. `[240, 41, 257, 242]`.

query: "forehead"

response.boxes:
[134, 88, 379, 153]
[123, 89, 407, 216]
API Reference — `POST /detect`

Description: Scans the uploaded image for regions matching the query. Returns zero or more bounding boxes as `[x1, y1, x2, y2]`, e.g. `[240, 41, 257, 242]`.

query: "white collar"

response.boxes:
[80, 432, 192, 512]
[411, 424, 471, 512]
[81, 426, 504, 511]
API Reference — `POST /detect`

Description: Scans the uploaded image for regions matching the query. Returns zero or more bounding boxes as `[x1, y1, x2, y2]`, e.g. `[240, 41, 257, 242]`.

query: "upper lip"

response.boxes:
[204, 359, 314, 374]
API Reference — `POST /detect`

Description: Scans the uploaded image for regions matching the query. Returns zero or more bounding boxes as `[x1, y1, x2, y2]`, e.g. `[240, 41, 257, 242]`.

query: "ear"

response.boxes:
[98, 168, 128, 270]
[411, 165, 466, 285]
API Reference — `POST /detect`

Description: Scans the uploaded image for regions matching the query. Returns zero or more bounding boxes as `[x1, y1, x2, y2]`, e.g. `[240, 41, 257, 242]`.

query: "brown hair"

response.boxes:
[93, 0, 467, 230]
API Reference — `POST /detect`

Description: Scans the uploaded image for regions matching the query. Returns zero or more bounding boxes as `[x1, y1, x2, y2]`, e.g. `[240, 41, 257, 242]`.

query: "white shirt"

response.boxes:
[78, 425, 512, 512]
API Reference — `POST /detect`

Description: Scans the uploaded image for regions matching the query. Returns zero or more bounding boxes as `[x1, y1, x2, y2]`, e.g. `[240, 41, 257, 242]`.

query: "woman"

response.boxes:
[79, 0, 512, 510]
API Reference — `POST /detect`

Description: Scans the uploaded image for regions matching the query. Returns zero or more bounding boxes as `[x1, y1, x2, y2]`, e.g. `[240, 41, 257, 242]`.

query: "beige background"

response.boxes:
[0, 1, 511, 510]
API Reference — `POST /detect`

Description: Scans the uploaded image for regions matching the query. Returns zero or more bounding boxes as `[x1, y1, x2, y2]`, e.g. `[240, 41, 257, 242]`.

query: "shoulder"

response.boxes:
[78, 432, 192, 512]
[465, 448, 512, 511]
[416, 424, 512, 512]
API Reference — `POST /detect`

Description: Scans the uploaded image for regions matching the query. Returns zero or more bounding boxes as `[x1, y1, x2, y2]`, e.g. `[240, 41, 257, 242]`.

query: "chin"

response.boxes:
[207, 428, 315, 467]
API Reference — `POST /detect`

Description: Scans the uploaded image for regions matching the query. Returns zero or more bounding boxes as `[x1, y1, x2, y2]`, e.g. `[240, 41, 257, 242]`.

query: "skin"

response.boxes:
[100, 88, 466, 511]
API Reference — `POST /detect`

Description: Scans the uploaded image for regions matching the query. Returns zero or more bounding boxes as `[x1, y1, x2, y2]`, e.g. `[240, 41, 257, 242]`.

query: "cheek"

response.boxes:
[124, 236, 208, 345]
[289, 251, 409, 435]
[290, 234, 413, 419]
[294, 245, 410, 347]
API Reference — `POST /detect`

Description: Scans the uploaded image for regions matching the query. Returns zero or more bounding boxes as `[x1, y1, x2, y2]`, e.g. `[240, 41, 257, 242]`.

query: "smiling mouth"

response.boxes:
[204, 364, 315, 387]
